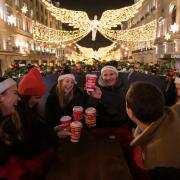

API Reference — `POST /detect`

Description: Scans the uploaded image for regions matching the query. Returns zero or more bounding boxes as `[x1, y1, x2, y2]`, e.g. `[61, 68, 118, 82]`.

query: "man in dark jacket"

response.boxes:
[87, 65, 130, 127]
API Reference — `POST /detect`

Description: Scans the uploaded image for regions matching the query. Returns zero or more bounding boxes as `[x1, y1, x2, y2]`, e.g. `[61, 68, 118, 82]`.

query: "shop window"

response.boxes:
[169, 4, 176, 25]
[14, 60, 26, 67]
[171, 6, 176, 25]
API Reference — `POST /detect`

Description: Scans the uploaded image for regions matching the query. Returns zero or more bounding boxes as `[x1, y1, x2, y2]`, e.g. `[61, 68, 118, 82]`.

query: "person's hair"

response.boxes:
[0, 111, 22, 145]
[126, 81, 165, 124]
[0, 77, 12, 115]
[56, 80, 73, 108]
[0, 77, 22, 145]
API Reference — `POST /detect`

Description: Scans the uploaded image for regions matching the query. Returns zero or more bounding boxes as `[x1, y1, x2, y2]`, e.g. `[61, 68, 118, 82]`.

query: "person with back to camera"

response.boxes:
[126, 81, 180, 180]
[45, 73, 84, 128]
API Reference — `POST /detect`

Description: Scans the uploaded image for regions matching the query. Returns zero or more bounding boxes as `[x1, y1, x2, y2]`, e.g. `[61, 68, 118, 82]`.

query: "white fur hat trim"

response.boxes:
[58, 74, 77, 84]
[0, 78, 17, 94]
[175, 77, 180, 84]
[101, 66, 118, 76]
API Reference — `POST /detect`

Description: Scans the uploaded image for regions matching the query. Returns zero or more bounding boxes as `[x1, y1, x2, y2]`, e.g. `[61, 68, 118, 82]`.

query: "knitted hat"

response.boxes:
[58, 74, 77, 84]
[101, 66, 118, 77]
[18, 68, 46, 96]
[0, 78, 16, 94]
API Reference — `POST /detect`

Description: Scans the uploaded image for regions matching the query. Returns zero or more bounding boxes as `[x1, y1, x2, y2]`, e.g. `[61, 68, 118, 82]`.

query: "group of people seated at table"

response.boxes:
[0, 65, 180, 179]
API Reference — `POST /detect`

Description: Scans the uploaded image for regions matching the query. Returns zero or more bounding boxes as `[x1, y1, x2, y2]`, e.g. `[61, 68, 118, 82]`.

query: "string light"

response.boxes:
[76, 43, 118, 60]
[21, 4, 28, 14]
[99, 0, 145, 29]
[170, 23, 179, 33]
[33, 0, 154, 57]
[7, 15, 16, 25]
[41, 0, 91, 29]
[32, 20, 90, 44]
[98, 20, 157, 42]
[165, 33, 171, 40]
[40, 0, 145, 30]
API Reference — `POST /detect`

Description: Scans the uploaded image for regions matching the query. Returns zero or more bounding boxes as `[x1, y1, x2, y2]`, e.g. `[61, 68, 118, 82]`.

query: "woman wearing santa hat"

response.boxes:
[16, 68, 61, 179]
[45, 73, 84, 128]
[0, 77, 26, 179]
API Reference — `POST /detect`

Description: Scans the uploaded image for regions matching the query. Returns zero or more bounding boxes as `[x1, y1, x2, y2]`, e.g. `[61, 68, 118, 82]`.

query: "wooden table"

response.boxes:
[46, 130, 132, 180]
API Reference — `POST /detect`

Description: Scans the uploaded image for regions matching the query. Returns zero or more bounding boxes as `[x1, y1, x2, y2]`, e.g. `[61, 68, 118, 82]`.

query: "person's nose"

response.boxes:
[106, 76, 111, 80]
[18, 96, 21, 101]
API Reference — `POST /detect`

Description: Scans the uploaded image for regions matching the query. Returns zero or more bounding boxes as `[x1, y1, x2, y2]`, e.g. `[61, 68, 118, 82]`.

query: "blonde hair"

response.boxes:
[0, 111, 22, 145]
[56, 80, 73, 108]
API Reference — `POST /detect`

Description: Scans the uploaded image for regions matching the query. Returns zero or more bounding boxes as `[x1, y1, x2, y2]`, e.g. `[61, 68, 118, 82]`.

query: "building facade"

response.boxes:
[130, 0, 180, 63]
[0, 0, 61, 75]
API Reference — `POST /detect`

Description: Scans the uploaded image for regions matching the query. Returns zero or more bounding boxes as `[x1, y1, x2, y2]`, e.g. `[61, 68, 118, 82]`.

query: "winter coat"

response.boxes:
[16, 97, 59, 157]
[86, 76, 130, 127]
[45, 84, 84, 128]
[131, 105, 180, 179]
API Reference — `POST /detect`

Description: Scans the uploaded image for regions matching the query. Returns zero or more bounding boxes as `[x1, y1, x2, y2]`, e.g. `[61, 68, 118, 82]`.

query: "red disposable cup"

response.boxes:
[86, 74, 97, 92]
[70, 121, 83, 142]
[85, 107, 96, 128]
[60, 116, 71, 130]
[73, 106, 84, 121]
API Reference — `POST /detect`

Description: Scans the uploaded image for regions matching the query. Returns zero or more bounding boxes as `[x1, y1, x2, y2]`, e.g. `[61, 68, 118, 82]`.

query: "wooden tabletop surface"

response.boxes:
[46, 130, 132, 180]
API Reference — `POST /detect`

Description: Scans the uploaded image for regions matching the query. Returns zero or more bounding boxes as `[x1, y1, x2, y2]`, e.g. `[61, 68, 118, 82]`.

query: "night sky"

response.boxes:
[55, 0, 134, 49]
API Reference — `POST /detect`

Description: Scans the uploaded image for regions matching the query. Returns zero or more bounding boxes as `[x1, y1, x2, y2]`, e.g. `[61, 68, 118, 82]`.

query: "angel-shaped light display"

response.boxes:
[37, 0, 156, 45]
[90, 15, 99, 41]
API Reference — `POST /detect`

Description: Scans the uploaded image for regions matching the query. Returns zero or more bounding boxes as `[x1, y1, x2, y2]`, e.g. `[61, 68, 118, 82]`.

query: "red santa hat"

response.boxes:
[18, 68, 46, 96]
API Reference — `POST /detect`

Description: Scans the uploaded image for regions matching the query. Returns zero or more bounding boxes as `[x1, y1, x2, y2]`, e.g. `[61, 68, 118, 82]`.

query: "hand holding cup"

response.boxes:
[88, 85, 102, 99]
[54, 124, 72, 139]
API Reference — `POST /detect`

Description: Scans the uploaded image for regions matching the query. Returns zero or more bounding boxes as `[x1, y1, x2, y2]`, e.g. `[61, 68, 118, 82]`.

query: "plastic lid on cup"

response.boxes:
[86, 74, 97, 78]
[70, 121, 83, 128]
[73, 106, 83, 111]
[85, 107, 96, 114]
[60, 116, 71, 122]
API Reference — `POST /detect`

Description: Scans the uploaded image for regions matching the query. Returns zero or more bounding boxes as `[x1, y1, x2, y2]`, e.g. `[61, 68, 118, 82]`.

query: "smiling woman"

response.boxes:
[0, 78, 19, 116]
[45, 73, 84, 128]
[0, 77, 24, 179]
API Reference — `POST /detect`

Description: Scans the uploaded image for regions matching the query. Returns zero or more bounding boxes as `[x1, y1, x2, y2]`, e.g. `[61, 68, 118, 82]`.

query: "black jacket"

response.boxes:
[16, 97, 59, 157]
[45, 84, 84, 128]
[86, 76, 130, 127]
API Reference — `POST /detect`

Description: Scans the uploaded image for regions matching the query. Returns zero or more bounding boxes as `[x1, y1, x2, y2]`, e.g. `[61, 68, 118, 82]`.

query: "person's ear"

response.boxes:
[0, 94, 4, 103]
[126, 106, 134, 120]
